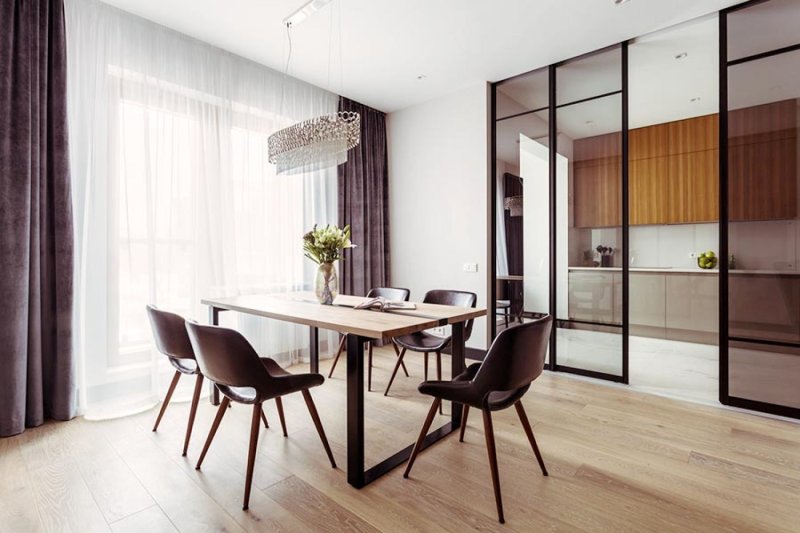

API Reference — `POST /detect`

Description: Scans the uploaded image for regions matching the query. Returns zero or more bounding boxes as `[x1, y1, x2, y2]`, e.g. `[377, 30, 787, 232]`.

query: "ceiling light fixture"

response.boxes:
[284, 0, 333, 27]
[674, 52, 688, 60]
[269, 0, 361, 175]
[690, 97, 702, 102]
[416, 74, 427, 80]
[614, 0, 630, 5]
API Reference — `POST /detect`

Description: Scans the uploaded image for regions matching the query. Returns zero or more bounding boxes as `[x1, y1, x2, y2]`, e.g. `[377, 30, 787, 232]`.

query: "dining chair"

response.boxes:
[328, 287, 411, 391]
[384, 290, 477, 399]
[403, 315, 553, 524]
[147, 305, 273, 457]
[185, 322, 336, 510]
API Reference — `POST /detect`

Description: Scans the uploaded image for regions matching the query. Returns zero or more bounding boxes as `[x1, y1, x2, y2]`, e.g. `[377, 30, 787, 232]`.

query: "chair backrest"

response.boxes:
[471, 316, 552, 397]
[146, 305, 195, 360]
[185, 322, 270, 389]
[423, 289, 478, 340]
[367, 287, 410, 301]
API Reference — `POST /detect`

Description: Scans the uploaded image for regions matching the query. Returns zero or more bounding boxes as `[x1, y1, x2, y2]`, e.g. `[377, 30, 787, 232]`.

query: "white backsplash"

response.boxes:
[576, 220, 800, 271]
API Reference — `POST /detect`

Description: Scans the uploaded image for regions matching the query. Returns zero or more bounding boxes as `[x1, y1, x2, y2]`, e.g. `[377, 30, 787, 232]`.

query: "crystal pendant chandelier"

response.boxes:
[268, 111, 360, 175]
[268, 0, 360, 175]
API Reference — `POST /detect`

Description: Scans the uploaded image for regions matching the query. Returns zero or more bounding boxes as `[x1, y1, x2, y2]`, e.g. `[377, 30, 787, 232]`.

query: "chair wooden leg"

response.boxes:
[459, 404, 470, 442]
[424, 352, 429, 381]
[275, 396, 288, 437]
[327, 334, 346, 378]
[384, 347, 407, 396]
[392, 340, 410, 377]
[302, 390, 337, 468]
[152, 370, 181, 432]
[368, 341, 373, 392]
[482, 409, 505, 524]
[403, 398, 442, 479]
[196, 396, 230, 470]
[260, 408, 269, 429]
[243, 402, 262, 510]
[504, 308, 509, 328]
[515, 401, 548, 476]
[182, 373, 204, 456]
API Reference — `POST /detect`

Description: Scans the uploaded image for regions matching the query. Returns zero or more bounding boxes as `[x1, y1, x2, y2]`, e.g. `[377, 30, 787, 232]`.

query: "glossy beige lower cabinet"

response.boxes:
[630, 273, 666, 335]
[729, 274, 800, 343]
[568, 269, 719, 344]
[665, 274, 719, 344]
[568, 271, 616, 324]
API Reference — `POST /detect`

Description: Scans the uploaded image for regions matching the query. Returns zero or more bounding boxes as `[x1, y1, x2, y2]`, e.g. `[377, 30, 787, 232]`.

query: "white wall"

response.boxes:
[387, 82, 489, 349]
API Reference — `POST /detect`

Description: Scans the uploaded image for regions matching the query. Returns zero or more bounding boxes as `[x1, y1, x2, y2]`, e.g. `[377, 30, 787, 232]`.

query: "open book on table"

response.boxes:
[354, 296, 416, 311]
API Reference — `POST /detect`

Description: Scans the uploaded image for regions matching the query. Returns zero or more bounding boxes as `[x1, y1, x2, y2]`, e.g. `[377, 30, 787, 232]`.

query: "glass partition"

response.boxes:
[724, 0, 800, 415]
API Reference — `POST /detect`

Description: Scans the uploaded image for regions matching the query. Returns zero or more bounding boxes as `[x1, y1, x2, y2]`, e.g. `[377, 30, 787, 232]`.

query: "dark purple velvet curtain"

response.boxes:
[0, 0, 75, 437]
[337, 97, 389, 296]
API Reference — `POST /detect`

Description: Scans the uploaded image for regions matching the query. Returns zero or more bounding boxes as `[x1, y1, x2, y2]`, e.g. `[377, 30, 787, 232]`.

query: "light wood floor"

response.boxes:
[2, 346, 799, 532]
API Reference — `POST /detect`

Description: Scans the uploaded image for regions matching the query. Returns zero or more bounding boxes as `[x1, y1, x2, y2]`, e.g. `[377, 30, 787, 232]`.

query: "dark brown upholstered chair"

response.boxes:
[384, 290, 477, 398]
[403, 316, 553, 524]
[328, 287, 411, 391]
[185, 322, 336, 510]
[147, 305, 210, 456]
[147, 305, 272, 456]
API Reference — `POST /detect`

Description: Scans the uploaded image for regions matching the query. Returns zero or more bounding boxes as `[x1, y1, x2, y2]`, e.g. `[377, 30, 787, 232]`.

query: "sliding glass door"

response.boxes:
[722, 0, 800, 417]
[491, 46, 628, 382]
[553, 46, 626, 380]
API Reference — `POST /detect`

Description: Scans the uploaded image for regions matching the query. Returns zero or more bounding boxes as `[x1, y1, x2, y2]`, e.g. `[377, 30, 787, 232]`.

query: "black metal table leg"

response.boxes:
[344, 320, 468, 489]
[310, 326, 319, 374]
[450, 322, 465, 428]
[208, 306, 221, 406]
[346, 333, 365, 487]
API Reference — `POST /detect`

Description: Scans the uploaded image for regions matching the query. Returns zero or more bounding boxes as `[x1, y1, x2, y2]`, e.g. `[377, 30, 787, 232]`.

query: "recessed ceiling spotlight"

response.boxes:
[614, 0, 630, 5]
[585, 120, 595, 125]
[674, 52, 688, 60]
[416, 74, 427, 80]
[690, 97, 702, 102]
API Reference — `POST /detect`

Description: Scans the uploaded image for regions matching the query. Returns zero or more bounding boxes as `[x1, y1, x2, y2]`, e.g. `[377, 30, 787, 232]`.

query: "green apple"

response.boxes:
[706, 251, 715, 258]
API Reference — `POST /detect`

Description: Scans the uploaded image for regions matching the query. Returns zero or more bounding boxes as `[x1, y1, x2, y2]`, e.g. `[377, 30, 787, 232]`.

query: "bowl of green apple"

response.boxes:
[697, 251, 717, 270]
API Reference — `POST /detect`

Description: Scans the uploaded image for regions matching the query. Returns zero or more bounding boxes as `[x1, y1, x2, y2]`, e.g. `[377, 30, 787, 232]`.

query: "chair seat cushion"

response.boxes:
[418, 361, 530, 410]
[218, 358, 324, 403]
[395, 331, 450, 352]
[169, 357, 199, 375]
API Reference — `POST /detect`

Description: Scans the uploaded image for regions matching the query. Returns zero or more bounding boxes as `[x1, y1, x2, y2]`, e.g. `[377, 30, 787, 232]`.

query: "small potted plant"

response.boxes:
[303, 224, 356, 304]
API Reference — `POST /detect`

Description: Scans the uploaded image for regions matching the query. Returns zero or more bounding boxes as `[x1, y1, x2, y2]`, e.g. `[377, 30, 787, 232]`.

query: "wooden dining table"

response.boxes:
[201, 291, 486, 488]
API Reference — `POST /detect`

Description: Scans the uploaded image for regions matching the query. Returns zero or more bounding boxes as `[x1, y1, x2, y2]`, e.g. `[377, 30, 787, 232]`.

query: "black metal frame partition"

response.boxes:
[489, 44, 630, 385]
[719, 0, 800, 419]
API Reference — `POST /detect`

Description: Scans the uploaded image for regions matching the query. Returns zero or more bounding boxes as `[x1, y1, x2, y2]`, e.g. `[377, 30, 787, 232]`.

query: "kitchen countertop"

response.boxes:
[568, 266, 800, 276]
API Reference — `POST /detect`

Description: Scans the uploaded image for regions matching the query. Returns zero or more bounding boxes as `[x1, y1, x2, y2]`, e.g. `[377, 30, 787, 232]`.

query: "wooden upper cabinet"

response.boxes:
[629, 157, 669, 225]
[574, 102, 797, 228]
[630, 123, 669, 160]
[669, 114, 719, 154]
[573, 132, 621, 228]
[729, 100, 798, 221]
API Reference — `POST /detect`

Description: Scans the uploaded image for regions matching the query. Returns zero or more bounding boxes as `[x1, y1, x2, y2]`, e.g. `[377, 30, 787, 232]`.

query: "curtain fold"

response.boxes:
[0, 0, 76, 436]
[65, 0, 338, 419]
[337, 97, 389, 296]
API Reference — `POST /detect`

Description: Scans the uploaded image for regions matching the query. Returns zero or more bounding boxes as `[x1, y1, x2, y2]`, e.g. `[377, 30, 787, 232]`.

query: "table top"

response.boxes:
[201, 291, 486, 339]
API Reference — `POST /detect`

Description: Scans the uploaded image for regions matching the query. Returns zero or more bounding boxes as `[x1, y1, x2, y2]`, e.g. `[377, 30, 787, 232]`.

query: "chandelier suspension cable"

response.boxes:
[267, 0, 361, 175]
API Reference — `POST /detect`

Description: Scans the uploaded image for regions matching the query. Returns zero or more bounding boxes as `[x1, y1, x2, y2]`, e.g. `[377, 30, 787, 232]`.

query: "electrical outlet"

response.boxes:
[430, 327, 447, 337]
[462, 262, 478, 273]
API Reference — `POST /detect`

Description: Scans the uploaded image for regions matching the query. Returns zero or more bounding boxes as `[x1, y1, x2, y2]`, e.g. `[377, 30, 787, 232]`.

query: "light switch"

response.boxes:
[463, 262, 479, 273]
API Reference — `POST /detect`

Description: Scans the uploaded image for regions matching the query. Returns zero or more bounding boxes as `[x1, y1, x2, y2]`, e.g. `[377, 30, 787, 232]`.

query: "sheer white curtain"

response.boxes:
[66, 0, 339, 419]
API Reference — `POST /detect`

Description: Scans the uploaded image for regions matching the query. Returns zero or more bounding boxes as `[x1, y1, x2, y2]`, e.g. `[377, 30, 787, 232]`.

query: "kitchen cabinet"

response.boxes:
[568, 270, 617, 324]
[575, 101, 797, 228]
[728, 100, 797, 222]
[630, 273, 666, 333]
[665, 274, 719, 343]
[574, 158, 621, 228]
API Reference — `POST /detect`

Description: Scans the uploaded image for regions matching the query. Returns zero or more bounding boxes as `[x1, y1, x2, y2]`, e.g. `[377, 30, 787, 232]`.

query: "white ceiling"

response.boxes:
[98, 0, 743, 113]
